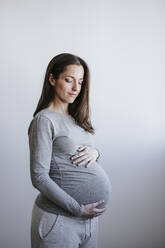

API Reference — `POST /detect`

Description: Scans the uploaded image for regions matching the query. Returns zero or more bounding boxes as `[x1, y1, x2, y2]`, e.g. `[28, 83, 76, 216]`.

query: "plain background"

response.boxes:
[1, 0, 165, 247]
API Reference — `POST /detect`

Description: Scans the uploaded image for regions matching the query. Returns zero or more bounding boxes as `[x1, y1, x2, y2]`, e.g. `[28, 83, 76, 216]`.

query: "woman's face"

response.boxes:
[49, 64, 84, 104]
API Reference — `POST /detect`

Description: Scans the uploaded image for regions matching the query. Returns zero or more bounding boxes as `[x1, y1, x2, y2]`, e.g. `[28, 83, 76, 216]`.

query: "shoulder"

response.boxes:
[28, 109, 62, 136]
[34, 109, 63, 125]
[35, 108, 57, 120]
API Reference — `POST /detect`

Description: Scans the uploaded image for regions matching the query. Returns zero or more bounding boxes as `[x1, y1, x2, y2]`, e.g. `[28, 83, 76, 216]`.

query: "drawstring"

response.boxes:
[85, 220, 87, 239]
[90, 218, 91, 237]
[84, 218, 91, 239]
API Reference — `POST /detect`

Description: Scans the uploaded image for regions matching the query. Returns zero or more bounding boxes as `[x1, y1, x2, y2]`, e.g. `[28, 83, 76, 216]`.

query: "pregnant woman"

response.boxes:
[28, 53, 112, 248]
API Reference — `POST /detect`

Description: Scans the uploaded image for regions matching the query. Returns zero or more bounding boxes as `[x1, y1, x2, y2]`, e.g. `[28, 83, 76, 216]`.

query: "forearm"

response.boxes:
[30, 170, 85, 216]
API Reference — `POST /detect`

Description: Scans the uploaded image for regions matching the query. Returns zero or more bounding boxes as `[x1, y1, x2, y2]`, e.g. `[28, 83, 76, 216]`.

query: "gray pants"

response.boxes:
[31, 203, 99, 248]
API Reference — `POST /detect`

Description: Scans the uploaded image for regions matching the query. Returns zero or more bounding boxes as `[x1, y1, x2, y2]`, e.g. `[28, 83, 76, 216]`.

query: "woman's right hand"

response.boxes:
[82, 200, 106, 218]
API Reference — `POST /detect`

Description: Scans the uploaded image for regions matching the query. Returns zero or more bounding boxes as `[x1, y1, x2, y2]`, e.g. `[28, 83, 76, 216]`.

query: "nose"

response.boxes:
[72, 82, 79, 91]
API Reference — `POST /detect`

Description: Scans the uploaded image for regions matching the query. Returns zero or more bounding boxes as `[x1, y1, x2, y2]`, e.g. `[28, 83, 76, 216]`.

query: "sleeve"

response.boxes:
[28, 114, 85, 217]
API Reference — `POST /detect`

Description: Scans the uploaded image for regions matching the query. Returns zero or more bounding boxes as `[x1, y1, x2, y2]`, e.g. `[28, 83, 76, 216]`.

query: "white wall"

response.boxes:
[0, 0, 165, 247]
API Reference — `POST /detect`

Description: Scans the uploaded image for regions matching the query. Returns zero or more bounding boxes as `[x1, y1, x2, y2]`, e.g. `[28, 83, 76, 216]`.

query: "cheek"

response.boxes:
[59, 84, 69, 92]
[78, 86, 82, 93]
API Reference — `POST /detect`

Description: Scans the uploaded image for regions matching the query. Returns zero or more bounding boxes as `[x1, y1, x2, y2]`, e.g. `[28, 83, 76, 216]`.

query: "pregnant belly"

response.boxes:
[50, 161, 112, 209]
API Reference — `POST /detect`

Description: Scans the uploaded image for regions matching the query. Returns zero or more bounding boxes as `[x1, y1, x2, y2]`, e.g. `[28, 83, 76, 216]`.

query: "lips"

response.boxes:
[69, 93, 77, 96]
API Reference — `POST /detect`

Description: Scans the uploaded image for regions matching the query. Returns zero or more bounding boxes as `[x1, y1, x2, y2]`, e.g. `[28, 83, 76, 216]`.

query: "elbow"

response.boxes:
[30, 172, 50, 190]
[31, 176, 40, 190]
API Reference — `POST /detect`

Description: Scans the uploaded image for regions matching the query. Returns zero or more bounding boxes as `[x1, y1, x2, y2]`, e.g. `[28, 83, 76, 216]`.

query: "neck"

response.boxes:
[48, 101, 69, 115]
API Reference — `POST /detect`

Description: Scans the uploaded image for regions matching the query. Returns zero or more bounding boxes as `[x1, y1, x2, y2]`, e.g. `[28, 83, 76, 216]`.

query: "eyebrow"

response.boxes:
[65, 75, 83, 80]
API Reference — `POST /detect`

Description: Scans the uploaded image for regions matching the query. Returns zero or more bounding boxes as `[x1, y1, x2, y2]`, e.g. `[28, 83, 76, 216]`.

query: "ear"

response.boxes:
[49, 73, 56, 86]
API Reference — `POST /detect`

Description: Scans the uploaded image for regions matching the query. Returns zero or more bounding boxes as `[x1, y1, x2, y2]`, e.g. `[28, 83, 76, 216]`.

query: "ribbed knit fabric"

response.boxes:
[28, 108, 112, 218]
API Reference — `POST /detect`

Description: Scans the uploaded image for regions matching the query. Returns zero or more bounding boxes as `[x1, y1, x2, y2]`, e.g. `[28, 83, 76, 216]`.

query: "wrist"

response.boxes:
[79, 204, 85, 216]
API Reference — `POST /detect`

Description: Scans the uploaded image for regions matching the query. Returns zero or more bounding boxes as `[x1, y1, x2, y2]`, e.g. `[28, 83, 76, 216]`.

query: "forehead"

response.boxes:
[62, 64, 84, 78]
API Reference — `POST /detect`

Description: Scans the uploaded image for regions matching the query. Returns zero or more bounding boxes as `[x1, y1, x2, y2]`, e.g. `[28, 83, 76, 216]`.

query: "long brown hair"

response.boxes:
[33, 53, 95, 134]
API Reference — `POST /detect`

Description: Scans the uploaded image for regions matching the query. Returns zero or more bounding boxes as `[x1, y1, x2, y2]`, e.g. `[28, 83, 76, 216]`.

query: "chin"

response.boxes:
[68, 98, 76, 103]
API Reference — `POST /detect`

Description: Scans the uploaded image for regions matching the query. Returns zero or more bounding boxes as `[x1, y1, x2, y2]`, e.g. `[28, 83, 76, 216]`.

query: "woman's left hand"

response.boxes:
[70, 146, 99, 168]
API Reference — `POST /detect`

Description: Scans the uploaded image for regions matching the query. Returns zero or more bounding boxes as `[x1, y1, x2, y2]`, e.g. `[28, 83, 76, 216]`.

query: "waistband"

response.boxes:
[34, 200, 92, 221]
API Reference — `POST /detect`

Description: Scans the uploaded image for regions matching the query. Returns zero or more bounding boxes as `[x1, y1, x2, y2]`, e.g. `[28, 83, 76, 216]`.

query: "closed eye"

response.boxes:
[65, 78, 83, 85]
[65, 78, 72, 83]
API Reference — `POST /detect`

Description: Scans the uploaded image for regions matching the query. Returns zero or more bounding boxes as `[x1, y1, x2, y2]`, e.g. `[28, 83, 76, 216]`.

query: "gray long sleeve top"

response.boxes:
[28, 108, 112, 218]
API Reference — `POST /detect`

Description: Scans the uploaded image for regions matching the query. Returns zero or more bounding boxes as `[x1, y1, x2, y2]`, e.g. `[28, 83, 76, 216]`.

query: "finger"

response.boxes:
[92, 200, 104, 208]
[77, 146, 86, 151]
[91, 211, 105, 218]
[71, 151, 86, 160]
[77, 157, 89, 166]
[93, 207, 106, 213]
[88, 200, 104, 210]
[73, 155, 89, 166]
[85, 159, 95, 168]
[77, 146, 87, 152]
[94, 213, 102, 217]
